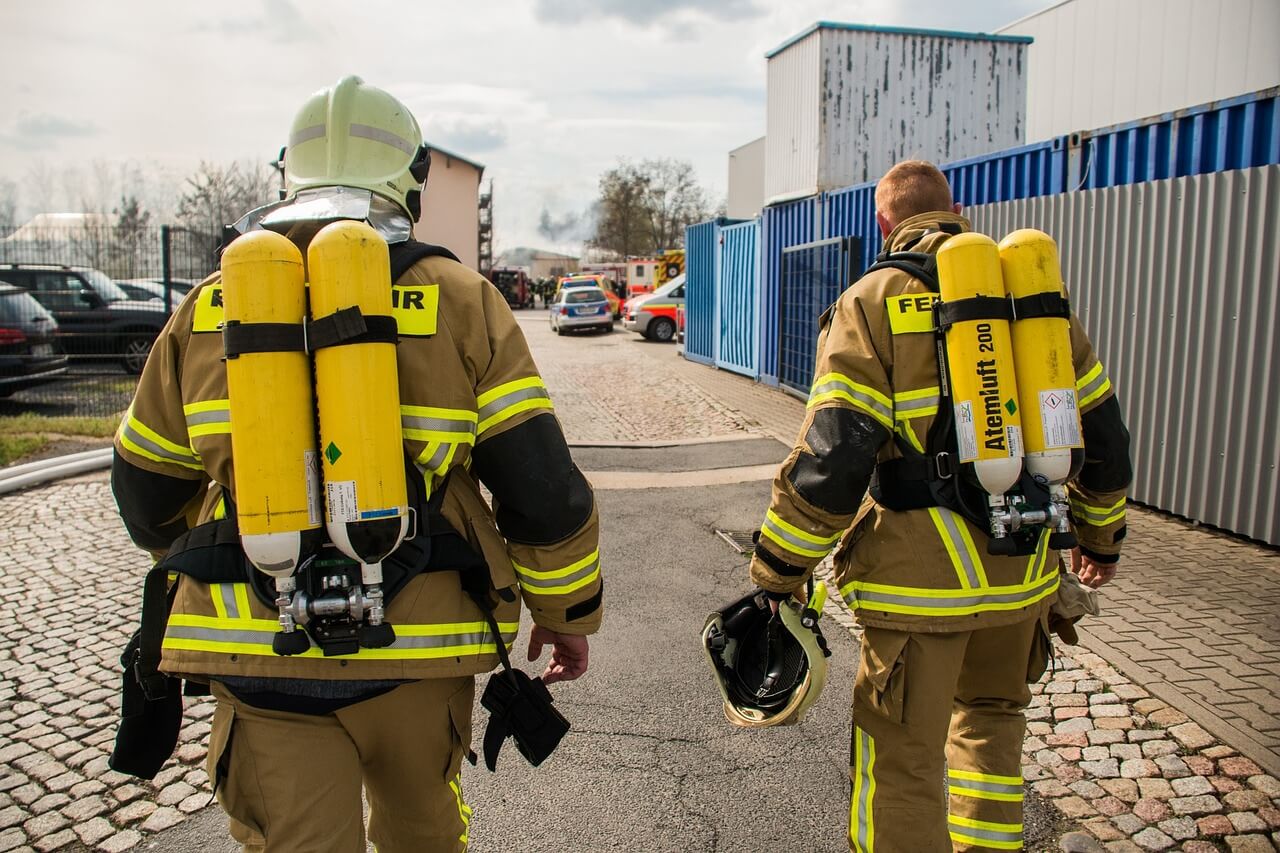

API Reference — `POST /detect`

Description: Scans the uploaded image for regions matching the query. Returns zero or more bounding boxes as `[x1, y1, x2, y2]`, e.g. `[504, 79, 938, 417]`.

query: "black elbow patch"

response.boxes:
[111, 450, 203, 551]
[787, 407, 888, 515]
[472, 413, 593, 545]
[1080, 397, 1133, 493]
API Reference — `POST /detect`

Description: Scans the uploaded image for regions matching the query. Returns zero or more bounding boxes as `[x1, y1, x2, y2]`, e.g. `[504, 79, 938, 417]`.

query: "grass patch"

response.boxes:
[0, 412, 121, 438]
[0, 435, 49, 467]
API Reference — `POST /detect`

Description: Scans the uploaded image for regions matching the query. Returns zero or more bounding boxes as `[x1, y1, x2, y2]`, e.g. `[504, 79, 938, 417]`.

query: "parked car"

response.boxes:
[116, 277, 195, 308]
[0, 264, 170, 374]
[556, 274, 622, 319]
[0, 281, 69, 397]
[623, 274, 684, 342]
[549, 287, 613, 335]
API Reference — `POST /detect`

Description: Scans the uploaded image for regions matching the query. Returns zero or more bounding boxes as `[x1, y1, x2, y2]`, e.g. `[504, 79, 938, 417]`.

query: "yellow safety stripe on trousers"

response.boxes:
[118, 407, 202, 471]
[513, 549, 601, 596]
[808, 373, 894, 430]
[476, 377, 554, 437]
[927, 507, 989, 589]
[449, 774, 472, 845]
[183, 399, 231, 439]
[1075, 362, 1113, 409]
[849, 726, 877, 853]
[163, 614, 519, 660]
[948, 768, 1024, 803]
[840, 571, 1060, 618]
[760, 509, 843, 561]
[1069, 495, 1127, 527]
[948, 815, 1023, 850]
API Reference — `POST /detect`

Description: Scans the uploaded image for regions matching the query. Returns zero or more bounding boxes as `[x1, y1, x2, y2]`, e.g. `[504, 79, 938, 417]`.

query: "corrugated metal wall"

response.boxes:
[760, 198, 819, 385]
[819, 28, 1029, 189]
[764, 30, 823, 203]
[968, 165, 1280, 545]
[715, 221, 761, 378]
[684, 220, 718, 365]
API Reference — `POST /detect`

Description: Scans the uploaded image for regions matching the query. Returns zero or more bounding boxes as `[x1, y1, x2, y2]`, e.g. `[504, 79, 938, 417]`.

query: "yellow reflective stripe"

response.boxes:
[761, 510, 841, 560]
[808, 373, 893, 429]
[850, 726, 876, 853]
[476, 377, 553, 435]
[893, 386, 940, 419]
[1076, 361, 1113, 408]
[233, 583, 252, 620]
[948, 768, 1024, 802]
[1070, 495, 1127, 526]
[401, 404, 477, 443]
[1024, 529, 1051, 584]
[896, 421, 926, 453]
[210, 584, 229, 620]
[513, 550, 601, 595]
[840, 572, 1060, 617]
[214, 496, 227, 521]
[449, 775, 471, 844]
[928, 508, 988, 589]
[164, 614, 519, 660]
[948, 815, 1023, 848]
[119, 409, 202, 471]
[182, 399, 231, 437]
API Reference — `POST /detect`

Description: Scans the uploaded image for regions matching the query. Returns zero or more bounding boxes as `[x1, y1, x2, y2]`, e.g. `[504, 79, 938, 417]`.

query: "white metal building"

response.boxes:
[727, 137, 766, 218]
[763, 23, 1030, 204]
[998, 0, 1280, 141]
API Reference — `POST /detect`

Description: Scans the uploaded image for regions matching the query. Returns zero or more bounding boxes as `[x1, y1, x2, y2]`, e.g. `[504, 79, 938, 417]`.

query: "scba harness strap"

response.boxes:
[861, 244, 1066, 555]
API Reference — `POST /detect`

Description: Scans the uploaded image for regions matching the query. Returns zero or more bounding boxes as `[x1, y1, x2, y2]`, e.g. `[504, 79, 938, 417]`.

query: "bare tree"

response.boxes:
[0, 178, 17, 226]
[176, 160, 276, 239]
[591, 158, 710, 257]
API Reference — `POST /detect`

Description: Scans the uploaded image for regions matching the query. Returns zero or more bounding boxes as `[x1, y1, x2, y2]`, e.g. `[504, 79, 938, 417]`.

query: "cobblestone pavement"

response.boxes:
[0, 313, 1278, 852]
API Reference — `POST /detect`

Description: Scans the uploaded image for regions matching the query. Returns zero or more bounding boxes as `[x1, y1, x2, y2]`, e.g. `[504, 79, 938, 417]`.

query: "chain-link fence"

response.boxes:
[0, 223, 220, 418]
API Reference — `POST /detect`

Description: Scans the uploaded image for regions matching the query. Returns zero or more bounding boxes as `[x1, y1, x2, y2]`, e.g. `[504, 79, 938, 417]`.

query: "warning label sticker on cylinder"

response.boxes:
[304, 451, 322, 526]
[1006, 425, 1023, 458]
[955, 401, 978, 462]
[326, 481, 359, 524]
[1040, 388, 1082, 449]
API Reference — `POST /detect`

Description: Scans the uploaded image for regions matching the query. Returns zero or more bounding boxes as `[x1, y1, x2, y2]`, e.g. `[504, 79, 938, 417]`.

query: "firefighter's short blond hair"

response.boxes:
[875, 160, 954, 224]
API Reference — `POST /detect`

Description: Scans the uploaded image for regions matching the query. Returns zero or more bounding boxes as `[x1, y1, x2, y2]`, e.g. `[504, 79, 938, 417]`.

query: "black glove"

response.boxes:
[480, 669, 570, 772]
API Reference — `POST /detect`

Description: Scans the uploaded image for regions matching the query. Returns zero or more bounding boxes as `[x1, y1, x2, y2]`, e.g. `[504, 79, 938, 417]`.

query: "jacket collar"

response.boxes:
[884, 211, 972, 254]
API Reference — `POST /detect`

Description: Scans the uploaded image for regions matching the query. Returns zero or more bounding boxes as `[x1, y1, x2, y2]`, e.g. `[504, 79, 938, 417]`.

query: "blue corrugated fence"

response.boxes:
[715, 220, 761, 378]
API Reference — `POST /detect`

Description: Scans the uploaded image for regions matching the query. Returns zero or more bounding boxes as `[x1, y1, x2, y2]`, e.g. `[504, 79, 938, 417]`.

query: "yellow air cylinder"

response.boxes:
[935, 233, 1024, 497]
[999, 229, 1082, 488]
[221, 231, 322, 576]
[307, 220, 408, 566]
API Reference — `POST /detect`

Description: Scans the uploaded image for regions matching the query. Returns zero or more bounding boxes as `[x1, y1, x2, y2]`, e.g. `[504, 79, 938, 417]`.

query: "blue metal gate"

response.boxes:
[714, 220, 760, 377]
[778, 237, 857, 396]
[683, 220, 719, 365]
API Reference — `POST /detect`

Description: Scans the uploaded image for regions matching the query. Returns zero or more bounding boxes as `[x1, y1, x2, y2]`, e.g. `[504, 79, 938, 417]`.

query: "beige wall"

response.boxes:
[530, 254, 579, 280]
[413, 149, 482, 269]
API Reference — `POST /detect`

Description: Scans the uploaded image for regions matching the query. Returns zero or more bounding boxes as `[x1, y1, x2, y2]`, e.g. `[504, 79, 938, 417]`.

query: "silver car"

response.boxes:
[550, 287, 613, 335]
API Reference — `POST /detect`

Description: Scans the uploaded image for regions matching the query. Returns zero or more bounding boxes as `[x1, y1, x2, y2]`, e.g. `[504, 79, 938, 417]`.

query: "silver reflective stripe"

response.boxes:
[809, 380, 893, 422]
[517, 555, 600, 591]
[949, 819, 1021, 845]
[853, 727, 875, 852]
[1070, 501, 1125, 526]
[853, 573, 1058, 611]
[165, 625, 517, 651]
[948, 777, 1023, 798]
[119, 421, 195, 465]
[1077, 365, 1110, 402]
[477, 386, 550, 422]
[402, 414, 476, 437]
[219, 585, 241, 620]
[350, 123, 416, 155]
[895, 394, 939, 415]
[762, 515, 830, 556]
[935, 509, 983, 588]
[423, 443, 450, 472]
[290, 124, 326, 146]
[185, 409, 230, 427]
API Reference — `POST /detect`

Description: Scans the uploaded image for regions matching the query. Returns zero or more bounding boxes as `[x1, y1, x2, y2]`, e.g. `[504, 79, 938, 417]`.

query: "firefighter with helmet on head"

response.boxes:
[746, 160, 1131, 852]
[110, 76, 602, 852]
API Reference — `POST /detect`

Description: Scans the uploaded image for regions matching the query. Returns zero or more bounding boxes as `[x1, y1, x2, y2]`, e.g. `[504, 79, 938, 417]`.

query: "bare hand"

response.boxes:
[527, 626, 589, 685]
[1070, 547, 1117, 589]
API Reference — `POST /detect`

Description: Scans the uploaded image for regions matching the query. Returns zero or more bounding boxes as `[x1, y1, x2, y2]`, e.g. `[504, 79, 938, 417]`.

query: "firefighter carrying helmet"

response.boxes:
[283, 75, 432, 222]
[702, 583, 831, 728]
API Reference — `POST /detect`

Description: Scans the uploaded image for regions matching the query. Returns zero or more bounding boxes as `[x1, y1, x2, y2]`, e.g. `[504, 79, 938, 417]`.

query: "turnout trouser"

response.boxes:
[848, 615, 1049, 852]
[207, 677, 476, 853]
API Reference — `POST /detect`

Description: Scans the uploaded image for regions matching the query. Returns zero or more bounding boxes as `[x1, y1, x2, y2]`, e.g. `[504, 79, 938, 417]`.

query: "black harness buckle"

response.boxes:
[934, 452, 957, 480]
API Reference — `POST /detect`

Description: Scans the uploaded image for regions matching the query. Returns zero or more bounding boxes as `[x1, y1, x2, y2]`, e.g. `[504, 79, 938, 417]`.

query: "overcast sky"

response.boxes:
[0, 0, 1044, 253]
